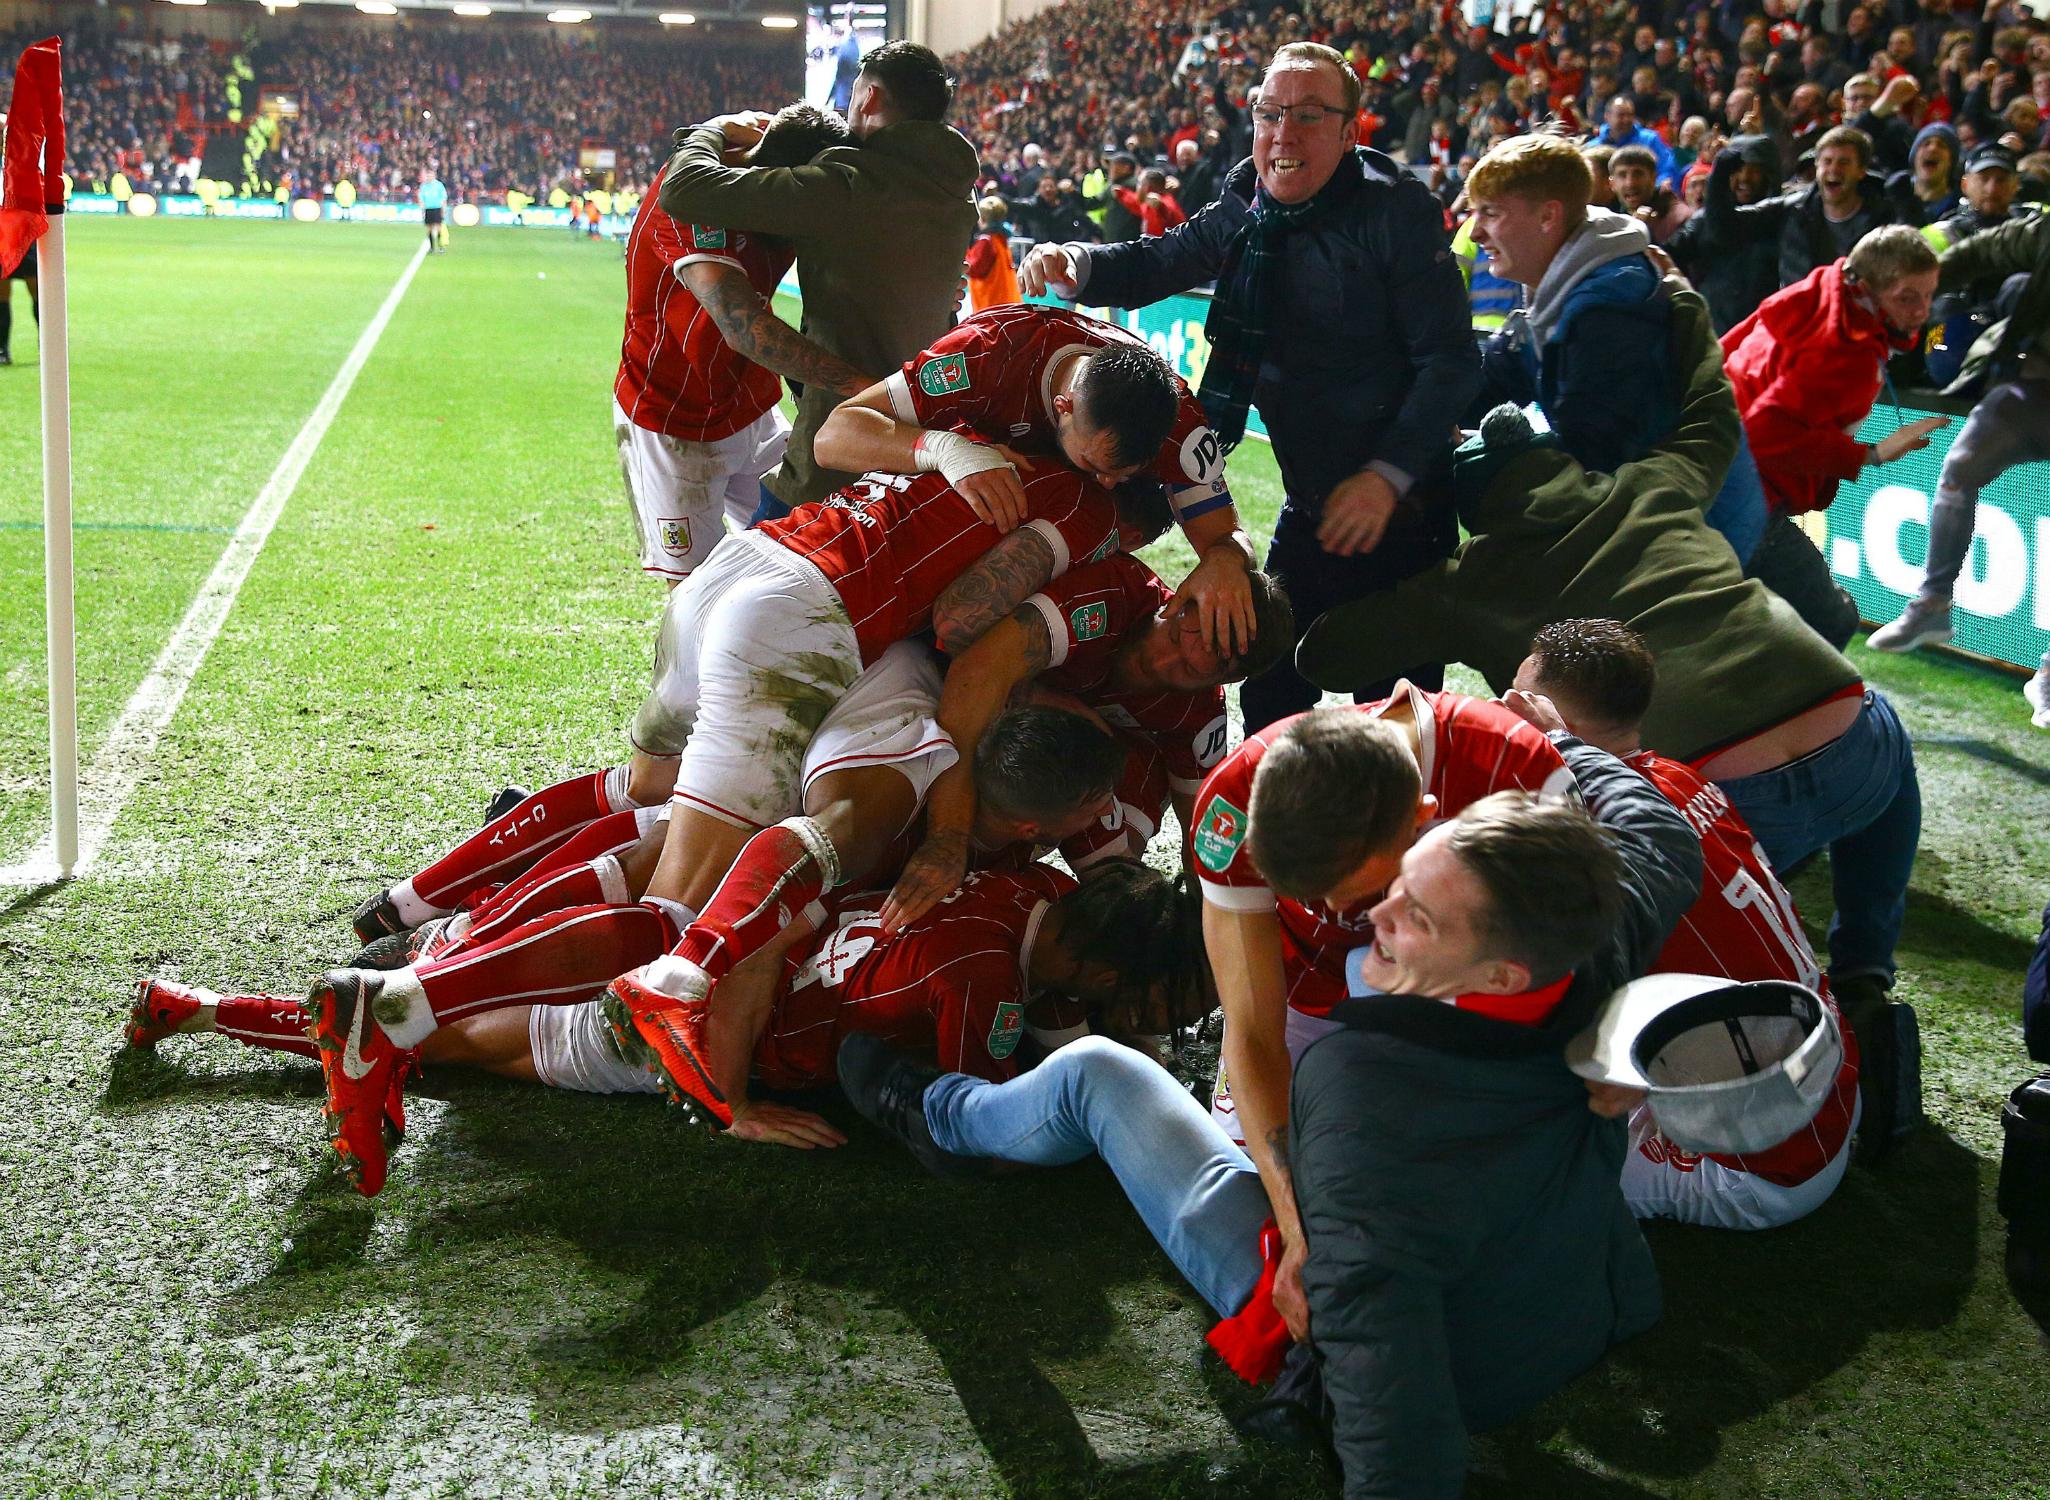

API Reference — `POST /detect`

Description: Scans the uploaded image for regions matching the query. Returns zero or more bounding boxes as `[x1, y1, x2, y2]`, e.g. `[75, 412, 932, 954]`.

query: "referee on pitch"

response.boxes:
[1021, 42, 1479, 730]
[418, 169, 448, 255]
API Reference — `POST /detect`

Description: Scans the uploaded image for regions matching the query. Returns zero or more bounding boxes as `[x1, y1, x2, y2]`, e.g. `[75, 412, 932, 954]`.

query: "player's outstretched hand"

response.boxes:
[1316, 468, 1399, 557]
[1173, 546, 1256, 657]
[726, 1099, 849, 1149]
[880, 830, 970, 932]
[1019, 242, 1080, 297]
[1873, 415, 1948, 464]
[1498, 688, 1568, 736]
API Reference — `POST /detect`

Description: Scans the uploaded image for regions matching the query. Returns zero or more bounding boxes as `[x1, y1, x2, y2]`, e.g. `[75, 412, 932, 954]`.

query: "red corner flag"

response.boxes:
[0, 37, 65, 271]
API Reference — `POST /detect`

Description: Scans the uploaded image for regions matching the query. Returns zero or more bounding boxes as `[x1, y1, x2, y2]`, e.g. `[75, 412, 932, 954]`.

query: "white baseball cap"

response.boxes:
[1567, 973, 1842, 1156]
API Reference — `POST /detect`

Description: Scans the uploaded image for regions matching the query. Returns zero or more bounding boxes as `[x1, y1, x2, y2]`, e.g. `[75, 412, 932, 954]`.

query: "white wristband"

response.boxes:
[914, 429, 1016, 489]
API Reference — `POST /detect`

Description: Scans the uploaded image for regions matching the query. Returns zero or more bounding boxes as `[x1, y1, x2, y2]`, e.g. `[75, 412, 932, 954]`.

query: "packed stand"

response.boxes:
[1, 21, 224, 195]
[1, 17, 793, 206]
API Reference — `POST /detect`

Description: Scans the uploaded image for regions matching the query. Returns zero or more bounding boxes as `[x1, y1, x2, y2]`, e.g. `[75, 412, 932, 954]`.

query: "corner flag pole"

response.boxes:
[4, 39, 73, 876]
[42, 208, 75, 876]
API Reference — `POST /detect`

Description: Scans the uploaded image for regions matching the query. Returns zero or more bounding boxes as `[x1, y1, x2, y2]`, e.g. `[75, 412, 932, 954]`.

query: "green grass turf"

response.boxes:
[2, 216, 2047, 1497]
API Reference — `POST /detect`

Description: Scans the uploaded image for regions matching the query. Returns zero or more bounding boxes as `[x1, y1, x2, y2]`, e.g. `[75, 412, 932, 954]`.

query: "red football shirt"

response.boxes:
[761, 465, 1122, 666]
[1628, 750, 1861, 1187]
[614, 165, 791, 442]
[1191, 687, 1575, 1016]
[1028, 554, 1230, 795]
[752, 865, 1075, 1088]
[882, 305, 1235, 526]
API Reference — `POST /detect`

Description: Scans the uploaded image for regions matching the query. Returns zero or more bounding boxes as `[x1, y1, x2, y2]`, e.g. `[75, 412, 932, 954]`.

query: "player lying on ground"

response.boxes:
[610, 553, 1292, 1122]
[303, 703, 1126, 1194]
[838, 752, 1703, 1498]
[348, 456, 1171, 946]
[615, 103, 882, 586]
[813, 304, 1262, 653]
[1514, 618, 1862, 1226]
[130, 863, 1206, 1155]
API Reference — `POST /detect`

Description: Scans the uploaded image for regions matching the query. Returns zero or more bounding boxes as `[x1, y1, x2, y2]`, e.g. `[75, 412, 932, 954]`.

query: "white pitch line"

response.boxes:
[1, 240, 431, 886]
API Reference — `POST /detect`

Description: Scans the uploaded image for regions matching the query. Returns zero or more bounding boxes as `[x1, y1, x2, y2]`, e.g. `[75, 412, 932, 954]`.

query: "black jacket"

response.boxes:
[1290, 739, 1693, 1499]
[1008, 191, 1097, 246]
[1078, 149, 1480, 525]
[1670, 139, 1785, 332]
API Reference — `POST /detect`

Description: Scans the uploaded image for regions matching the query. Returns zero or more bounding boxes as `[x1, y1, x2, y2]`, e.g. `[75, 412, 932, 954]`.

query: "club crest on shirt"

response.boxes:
[988, 1000, 1026, 1059]
[918, 354, 971, 397]
[659, 518, 692, 556]
[1070, 601, 1108, 641]
[1195, 796, 1247, 872]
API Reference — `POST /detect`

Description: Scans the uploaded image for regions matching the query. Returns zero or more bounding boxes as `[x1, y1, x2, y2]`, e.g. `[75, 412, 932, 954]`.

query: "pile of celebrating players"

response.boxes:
[127, 37, 2004, 1496]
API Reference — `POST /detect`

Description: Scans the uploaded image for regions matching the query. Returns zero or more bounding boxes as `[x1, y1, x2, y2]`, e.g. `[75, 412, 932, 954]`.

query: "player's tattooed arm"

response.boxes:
[881, 603, 1056, 933]
[679, 261, 871, 398]
[931, 527, 1057, 656]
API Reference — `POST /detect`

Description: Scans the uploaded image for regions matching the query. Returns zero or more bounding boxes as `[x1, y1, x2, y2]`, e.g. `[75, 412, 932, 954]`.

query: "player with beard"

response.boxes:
[615, 103, 873, 585]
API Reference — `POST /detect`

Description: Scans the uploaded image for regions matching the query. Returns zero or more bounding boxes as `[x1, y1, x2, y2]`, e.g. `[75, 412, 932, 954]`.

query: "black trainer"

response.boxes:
[485, 784, 531, 824]
[836, 1033, 990, 1181]
[1836, 974, 1923, 1161]
[351, 889, 412, 945]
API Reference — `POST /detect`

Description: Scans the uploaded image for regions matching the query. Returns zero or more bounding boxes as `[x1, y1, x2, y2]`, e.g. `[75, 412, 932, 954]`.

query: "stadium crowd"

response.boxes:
[0, 17, 792, 205]
[38, 0, 2043, 1490]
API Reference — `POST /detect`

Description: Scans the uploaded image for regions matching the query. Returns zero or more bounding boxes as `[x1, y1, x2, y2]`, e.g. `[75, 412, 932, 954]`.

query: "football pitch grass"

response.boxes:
[1, 216, 2045, 1497]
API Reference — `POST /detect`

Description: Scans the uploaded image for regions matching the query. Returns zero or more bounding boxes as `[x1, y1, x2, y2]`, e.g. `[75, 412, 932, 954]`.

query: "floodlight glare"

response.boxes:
[760, 14, 800, 25]
[356, 1, 398, 13]
[547, 7, 592, 19]
[452, 2, 492, 13]
[658, 11, 696, 21]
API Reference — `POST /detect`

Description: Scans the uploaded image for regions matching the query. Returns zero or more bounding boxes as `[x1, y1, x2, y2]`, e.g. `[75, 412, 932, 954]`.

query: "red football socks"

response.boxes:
[457, 807, 652, 949]
[415, 901, 682, 1027]
[673, 819, 834, 982]
[214, 994, 320, 1058]
[405, 769, 631, 914]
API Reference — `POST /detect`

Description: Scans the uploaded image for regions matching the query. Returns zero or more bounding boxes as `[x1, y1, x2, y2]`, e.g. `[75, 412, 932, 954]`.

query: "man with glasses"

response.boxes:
[1019, 41, 1480, 734]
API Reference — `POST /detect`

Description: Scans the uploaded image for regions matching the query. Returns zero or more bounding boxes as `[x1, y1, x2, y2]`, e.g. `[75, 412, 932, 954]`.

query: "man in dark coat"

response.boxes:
[1019, 41, 1480, 730]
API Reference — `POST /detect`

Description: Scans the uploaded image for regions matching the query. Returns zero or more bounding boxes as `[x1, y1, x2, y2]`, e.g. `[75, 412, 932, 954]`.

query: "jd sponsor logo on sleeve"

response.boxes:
[1071, 602, 1108, 641]
[918, 354, 972, 398]
[690, 226, 727, 250]
[988, 1000, 1026, 1060]
[1195, 796, 1247, 872]
[660, 518, 692, 557]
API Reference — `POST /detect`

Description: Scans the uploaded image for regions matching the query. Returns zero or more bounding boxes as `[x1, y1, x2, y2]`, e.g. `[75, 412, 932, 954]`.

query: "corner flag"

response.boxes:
[5, 37, 75, 878]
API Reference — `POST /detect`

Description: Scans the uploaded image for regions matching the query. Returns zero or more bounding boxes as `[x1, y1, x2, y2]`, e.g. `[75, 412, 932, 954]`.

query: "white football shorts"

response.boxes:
[613, 398, 788, 580]
[529, 999, 666, 1096]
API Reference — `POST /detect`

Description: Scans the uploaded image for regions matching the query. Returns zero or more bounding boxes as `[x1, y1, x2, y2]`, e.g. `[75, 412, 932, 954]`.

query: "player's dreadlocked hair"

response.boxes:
[1052, 862, 1213, 1041]
[1071, 344, 1180, 470]
[751, 103, 855, 169]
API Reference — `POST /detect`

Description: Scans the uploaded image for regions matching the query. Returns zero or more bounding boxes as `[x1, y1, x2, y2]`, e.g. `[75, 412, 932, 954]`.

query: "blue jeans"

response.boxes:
[1715, 689, 1921, 984]
[1704, 430, 1768, 567]
[923, 1036, 1270, 1317]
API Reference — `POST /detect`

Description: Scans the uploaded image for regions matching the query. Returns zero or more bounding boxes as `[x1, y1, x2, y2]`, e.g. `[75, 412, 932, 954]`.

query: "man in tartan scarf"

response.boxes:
[1019, 42, 1478, 736]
